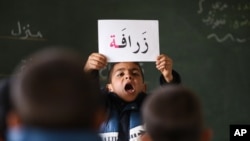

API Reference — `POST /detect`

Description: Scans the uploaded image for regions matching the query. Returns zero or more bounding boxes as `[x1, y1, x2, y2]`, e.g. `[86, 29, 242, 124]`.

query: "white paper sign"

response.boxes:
[98, 20, 159, 62]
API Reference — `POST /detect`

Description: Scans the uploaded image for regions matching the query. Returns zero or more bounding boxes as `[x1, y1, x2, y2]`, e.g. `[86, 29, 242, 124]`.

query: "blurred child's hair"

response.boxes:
[11, 48, 104, 129]
[142, 85, 204, 141]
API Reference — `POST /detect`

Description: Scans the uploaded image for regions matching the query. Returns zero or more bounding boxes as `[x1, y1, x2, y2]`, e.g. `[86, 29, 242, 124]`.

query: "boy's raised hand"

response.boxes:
[84, 53, 107, 73]
[156, 54, 173, 83]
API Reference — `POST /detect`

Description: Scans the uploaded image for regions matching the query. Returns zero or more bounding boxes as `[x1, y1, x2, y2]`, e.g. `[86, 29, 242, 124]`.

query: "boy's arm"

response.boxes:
[159, 70, 181, 85]
[156, 54, 181, 85]
[83, 53, 109, 108]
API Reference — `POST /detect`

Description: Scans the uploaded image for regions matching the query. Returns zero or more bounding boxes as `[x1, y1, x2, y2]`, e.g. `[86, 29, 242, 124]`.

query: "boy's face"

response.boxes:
[107, 62, 146, 102]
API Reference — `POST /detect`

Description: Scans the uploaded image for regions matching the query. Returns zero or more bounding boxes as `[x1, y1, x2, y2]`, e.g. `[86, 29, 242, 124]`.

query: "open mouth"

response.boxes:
[124, 83, 135, 93]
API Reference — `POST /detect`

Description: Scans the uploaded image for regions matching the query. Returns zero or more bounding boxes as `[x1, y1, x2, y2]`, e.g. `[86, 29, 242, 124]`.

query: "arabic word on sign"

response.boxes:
[98, 20, 159, 62]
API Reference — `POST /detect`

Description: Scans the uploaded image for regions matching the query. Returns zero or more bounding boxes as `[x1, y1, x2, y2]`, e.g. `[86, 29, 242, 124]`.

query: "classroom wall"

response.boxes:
[0, 0, 250, 141]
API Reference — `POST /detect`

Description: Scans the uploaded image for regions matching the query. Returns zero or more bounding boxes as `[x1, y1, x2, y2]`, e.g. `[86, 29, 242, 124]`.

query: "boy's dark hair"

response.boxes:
[142, 85, 203, 141]
[107, 62, 144, 83]
[11, 48, 103, 129]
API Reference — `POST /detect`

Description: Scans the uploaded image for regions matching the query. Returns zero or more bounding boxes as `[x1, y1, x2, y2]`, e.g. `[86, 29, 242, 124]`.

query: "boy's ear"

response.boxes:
[106, 83, 113, 92]
[200, 128, 213, 141]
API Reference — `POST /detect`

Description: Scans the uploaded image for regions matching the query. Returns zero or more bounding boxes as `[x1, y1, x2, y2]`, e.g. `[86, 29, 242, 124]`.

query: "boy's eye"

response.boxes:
[117, 72, 124, 77]
[132, 71, 140, 76]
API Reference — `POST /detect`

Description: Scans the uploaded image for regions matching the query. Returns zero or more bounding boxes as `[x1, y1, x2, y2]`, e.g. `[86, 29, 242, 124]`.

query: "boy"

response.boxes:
[84, 53, 181, 141]
[8, 48, 106, 141]
[141, 85, 212, 141]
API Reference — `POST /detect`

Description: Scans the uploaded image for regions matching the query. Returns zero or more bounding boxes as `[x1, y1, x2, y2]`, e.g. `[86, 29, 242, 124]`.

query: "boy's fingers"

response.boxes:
[89, 53, 107, 65]
[156, 54, 172, 64]
[90, 54, 106, 62]
[156, 55, 161, 60]
[85, 53, 107, 71]
[157, 54, 169, 59]
[95, 60, 106, 68]
[89, 53, 107, 62]
[156, 59, 172, 66]
[157, 66, 165, 71]
[156, 61, 172, 71]
[90, 60, 106, 69]
[159, 56, 172, 62]
[156, 61, 166, 67]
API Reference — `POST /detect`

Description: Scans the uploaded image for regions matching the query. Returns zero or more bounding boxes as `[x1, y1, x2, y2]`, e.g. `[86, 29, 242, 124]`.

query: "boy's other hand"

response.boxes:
[84, 53, 107, 73]
[156, 54, 173, 83]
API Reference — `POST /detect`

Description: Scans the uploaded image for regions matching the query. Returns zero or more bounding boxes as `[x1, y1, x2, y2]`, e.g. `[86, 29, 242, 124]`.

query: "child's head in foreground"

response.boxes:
[10, 48, 105, 130]
[142, 85, 212, 141]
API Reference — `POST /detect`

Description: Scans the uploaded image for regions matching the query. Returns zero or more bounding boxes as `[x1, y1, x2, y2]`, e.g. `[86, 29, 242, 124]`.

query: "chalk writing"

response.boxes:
[198, 0, 249, 43]
[207, 33, 246, 43]
[197, 0, 205, 14]
[11, 21, 43, 40]
[201, 2, 228, 29]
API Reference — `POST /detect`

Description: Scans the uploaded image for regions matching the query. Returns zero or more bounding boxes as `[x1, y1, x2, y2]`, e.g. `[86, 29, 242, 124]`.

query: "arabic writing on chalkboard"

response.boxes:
[198, 0, 250, 43]
[11, 21, 43, 39]
[0, 21, 45, 41]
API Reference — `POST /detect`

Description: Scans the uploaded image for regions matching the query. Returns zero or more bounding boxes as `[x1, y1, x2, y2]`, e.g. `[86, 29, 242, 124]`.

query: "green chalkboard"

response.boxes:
[0, 0, 250, 141]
